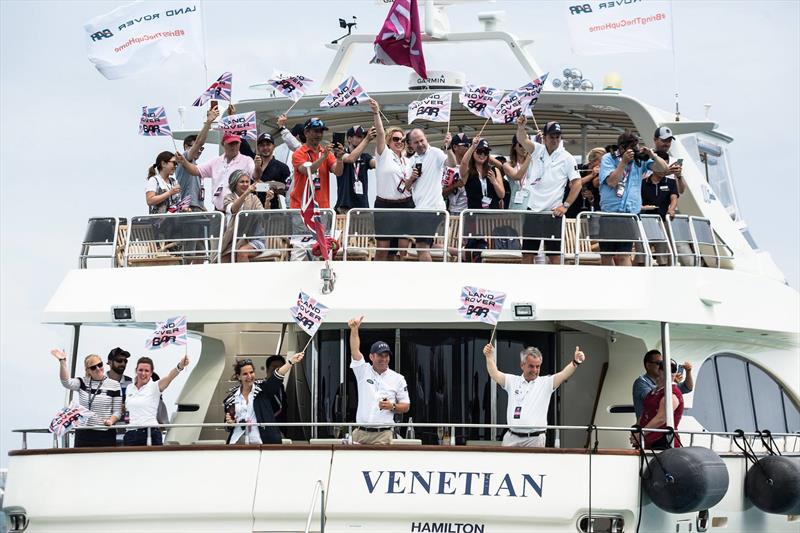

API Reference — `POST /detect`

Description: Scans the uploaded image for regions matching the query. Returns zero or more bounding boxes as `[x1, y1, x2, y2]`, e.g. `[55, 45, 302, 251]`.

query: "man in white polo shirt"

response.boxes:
[348, 315, 410, 444]
[515, 116, 582, 264]
[483, 344, 587, 447]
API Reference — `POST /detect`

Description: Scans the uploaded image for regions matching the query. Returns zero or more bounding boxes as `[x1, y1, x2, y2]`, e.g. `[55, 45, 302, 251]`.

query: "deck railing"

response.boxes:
[12, 422, 798, 453]
[78, 209, 734, 269]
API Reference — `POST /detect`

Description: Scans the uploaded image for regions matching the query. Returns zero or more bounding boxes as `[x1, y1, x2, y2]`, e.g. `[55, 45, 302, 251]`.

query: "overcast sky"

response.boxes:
[1, 0, 798, 464]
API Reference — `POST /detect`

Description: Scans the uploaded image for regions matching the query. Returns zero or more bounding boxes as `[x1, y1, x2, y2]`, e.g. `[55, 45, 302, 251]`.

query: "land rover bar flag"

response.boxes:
[139, 106, 172, 136]
[268, 70, 315, 102]
[193, 72, 232, 106]
[458, 287, 507, 326]
[146, 316, 188, 349]
[371, 0, 427, 79]
[564, 0, 673, 55]
[290, 292, 329, 338]
[85, 1, 204, 80]
[320, 76, 370, 108]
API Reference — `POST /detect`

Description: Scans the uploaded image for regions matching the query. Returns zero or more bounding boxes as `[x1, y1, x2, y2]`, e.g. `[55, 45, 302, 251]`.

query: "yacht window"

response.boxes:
[692, 353, 800, 433]
[697, 138, 740, 221]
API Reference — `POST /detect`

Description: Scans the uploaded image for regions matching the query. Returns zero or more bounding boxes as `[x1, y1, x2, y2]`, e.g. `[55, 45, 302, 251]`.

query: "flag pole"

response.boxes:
[476, 117, 490, 137]
[169, 134, 179, 153]
[489, 323, 498, 345]
[301, 335, 314, 353]
[285, 99, 300, 115]
[380, 110, 391, 125]
[530, 113, 541, 133]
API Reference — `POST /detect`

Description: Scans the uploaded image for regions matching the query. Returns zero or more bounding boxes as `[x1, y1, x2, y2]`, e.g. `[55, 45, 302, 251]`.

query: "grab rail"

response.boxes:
[13, 422, 799, 453]
[304, 480, 325, 533]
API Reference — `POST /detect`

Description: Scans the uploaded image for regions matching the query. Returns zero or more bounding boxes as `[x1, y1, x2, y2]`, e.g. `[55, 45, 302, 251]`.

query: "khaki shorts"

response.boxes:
[353, 428, 393, 445]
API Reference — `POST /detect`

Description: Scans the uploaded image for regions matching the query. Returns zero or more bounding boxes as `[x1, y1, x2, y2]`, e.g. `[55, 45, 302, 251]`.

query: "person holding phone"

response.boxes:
[632, 349, 693, 421]
[253, 132, 291, 209]
[653, 127, 686, 194]
[370, 99, 415, 261]
[335, 125, 378, 213]
[290, 117, 344, 209]
[635, 359, 685, 450]
[218, 169, 273, 262]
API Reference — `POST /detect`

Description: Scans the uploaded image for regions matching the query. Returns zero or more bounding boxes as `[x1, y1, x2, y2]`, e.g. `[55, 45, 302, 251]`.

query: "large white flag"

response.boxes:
[84, 1, 204, 80]
[408, 92, 452, 124]
[564, 0, 673, 56]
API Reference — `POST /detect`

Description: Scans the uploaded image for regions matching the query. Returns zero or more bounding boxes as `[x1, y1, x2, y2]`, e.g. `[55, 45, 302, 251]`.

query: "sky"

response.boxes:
[1, 0, 799, 465]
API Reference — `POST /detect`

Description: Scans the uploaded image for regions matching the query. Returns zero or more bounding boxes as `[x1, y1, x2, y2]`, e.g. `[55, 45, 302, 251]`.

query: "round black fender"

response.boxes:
[642, 446, 730, 514]
[745, 455, 800, 515]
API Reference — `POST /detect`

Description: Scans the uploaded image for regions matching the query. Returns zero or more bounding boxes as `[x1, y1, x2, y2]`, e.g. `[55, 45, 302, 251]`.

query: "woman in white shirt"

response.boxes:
[145, 151, 182, 214]
[369, 98, 414, 261]
[124, 354, 190, 446]
[223, 353, 304, 445]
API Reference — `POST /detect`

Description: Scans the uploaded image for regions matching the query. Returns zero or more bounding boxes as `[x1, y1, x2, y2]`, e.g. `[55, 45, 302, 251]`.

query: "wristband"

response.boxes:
[176, 364, 184, 372]
[572, 359, 582, 367]
[289, 359, 295, 366]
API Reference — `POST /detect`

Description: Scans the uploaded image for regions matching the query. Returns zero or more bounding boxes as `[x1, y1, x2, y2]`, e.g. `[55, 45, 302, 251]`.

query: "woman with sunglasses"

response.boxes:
[460, 137, 505, 210]
[52, 349, 122, 447]
[369, 98, 414, 261]
[124, 354, 190, 446]
[636, 359, 684, 450]
[218, 169, 273, 262]
[146, 151, 183, 214]
[223, 352, 304, 445]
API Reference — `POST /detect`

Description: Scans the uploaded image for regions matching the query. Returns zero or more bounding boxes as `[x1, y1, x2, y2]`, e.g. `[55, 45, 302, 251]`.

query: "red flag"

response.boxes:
[300, 173, 330, 261]
[371, 0, 427, 79]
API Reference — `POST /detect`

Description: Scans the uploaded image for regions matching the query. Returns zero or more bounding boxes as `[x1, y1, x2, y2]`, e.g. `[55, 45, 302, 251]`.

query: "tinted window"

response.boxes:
[784, 392, 800, 432]
[715, 356, 755, 431]
[317, 329, 343, 437]
[748, 363, 786, 432]
[692, 359, 725, 432]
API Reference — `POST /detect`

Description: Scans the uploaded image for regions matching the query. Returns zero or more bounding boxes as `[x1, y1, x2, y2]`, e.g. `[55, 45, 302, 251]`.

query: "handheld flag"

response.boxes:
[193, 72, 232, 106]
[300, 164, 331, 261]
[146, 316, 187, 350]
[139, 106, 172, 136]
[458, 286, 506, 326]
[49, 402, 93, 438]
[491, 73, 548, 125]
[268, 70, 314, 102]
[169, 195, 191, 213]
[459, 84, 504, 119]
[216, 111, 257, 141]
[320, 76, 370, 108]
[408, 92, 452, 124]
[290, 291, 329, 337]
[84, 0, 204, 80]
[371, 0, 427, 79]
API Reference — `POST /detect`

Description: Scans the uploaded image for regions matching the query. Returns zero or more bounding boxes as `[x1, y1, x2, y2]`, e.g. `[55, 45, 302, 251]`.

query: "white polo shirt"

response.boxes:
[408, 146, 448, 209]
[350, 358, 410, 425]
[125, 379, 162, 426]
[502, 374, 555, 431]
[375, 148, 411, 200]
[525, 141, 580, 212]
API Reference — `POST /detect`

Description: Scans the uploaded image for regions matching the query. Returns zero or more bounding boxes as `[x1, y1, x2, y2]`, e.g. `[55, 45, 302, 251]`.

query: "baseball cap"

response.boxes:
[543, 121, 562, 136]
[347, 125, 367, 137]
[452, 132, 471, 147]
[475, 139, 491, 153]
[304, 117, 329, 131]
[654, 126, 675, 141]
[257, 132, 274, 144]
[222, 133, 241, 145]
[370, 341, 392, 355]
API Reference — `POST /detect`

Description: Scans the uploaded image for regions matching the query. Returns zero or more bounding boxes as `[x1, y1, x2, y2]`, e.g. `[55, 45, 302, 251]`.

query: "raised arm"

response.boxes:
[186, 107, 220, 161]
[678, 361, 694, 393]
[158, 355, 190, 393]
[348, 316, 365, 361]
[370, 99, 386, 156]
[275, 352, 305, 378]
[342, 128, 377, 164]
[553, 346, 586, 389]
[515, 116, 537, 153]
[504, 155, 531, 181]
[175, 151, 200, 176]
[459, 137, 479, 179]
[482, 344, 506, 388]
[277, 114, 302, 151]
[52, 348, 71, 383]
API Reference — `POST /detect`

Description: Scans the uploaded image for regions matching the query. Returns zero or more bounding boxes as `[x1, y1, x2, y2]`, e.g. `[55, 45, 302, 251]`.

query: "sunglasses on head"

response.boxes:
[236, 358, 254, 369]
[87, 362, 104, 371]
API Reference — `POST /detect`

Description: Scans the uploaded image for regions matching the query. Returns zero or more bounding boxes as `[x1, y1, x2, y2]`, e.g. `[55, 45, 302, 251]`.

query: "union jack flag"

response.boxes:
[515, 72, 549, 114]
[267, 70, 314, 102]
[192, 72, 233, 106]
[300, 167, 330, 261]
[168, 195, 192, 213]
[319, 76, 370, 108]
[139, 106, 172, 136]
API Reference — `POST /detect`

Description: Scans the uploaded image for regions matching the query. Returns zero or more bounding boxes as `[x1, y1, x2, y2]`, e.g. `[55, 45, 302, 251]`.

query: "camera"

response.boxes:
[631, 147, 650, 162]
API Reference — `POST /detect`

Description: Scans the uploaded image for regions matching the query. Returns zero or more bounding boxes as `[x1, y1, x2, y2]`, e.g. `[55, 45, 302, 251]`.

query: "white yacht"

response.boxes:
[3, 2, 799, 532]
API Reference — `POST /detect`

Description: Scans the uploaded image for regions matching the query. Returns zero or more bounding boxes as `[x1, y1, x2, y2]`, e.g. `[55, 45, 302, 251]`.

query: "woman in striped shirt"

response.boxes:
[52, 349, 121, 447]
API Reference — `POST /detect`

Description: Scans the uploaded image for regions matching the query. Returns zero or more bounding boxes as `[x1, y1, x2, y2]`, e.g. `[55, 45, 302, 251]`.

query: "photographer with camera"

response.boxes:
[599, 131, 668, 266]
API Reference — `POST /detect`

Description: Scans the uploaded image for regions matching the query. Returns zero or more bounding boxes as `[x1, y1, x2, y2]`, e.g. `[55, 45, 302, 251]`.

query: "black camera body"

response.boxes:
[631, 147, 650, 162]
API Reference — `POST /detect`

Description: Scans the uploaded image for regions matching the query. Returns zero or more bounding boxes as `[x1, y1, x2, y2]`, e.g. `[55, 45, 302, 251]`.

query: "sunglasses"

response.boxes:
[87, 362, 104, 371]
[236, 358, 254, 369]
[169, 160, 178, 165]
[476, 149, 490, 156]
[391, 137, 405, 143]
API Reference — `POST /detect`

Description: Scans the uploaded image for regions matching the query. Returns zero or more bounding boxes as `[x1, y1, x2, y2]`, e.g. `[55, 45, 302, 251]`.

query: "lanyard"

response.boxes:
[87, 377, 105, 410]
[479, 175, 488, 197]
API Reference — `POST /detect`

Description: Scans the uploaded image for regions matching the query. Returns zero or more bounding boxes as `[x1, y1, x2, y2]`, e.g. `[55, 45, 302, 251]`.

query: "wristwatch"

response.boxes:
[572, 359, 582, 367]
[562, 201, 571, 208]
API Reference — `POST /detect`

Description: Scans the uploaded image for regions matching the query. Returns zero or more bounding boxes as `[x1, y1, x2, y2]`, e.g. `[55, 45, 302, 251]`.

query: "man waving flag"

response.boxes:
[371, 0, 427, 79]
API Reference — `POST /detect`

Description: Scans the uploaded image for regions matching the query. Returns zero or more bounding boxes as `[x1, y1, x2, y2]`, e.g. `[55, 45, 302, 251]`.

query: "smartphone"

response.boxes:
[676, 364, 685, 376]
[414, 163, 423, 175]
[675, 158, 684, 166]
[255, 182, 269, 193]
[210, 101, 218, 111]
[332, 132, 346, 146]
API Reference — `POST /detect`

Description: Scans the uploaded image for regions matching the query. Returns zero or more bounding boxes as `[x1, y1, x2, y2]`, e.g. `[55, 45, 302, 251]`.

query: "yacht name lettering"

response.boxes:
[115, 6, 197, 32]
[411, 522, 485, 533]
[362, 470, 545, 497]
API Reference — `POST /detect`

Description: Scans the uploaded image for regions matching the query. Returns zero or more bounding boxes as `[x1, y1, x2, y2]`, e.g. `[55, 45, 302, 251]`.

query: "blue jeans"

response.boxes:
[123, 428, 163, 446]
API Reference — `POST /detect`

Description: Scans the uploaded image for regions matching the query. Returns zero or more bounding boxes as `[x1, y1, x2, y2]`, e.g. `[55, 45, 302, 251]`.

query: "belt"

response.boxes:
[509, 430, 544, 438]
[358, 426, 393, 433]
[376, 197, 412, 205]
